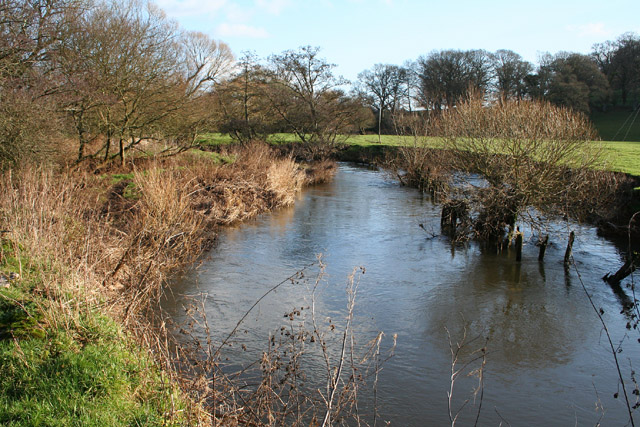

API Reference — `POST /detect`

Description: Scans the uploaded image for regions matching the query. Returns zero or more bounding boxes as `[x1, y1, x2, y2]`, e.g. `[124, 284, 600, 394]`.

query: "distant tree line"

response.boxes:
[1, 0, 639, 168]
[217, 32, 639, 143]
[352, 33, 640, 137]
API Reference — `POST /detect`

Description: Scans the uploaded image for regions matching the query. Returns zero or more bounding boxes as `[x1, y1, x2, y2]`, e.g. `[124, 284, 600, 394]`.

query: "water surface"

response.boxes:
[164, 163, 640, 425]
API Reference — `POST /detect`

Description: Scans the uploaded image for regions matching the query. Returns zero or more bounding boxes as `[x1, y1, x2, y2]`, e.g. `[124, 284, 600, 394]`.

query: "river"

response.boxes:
[163, 163, 640, 425]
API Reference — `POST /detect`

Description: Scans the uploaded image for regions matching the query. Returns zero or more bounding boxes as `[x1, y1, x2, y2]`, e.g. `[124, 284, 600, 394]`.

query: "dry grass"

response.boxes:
[0, 142, 336, 424]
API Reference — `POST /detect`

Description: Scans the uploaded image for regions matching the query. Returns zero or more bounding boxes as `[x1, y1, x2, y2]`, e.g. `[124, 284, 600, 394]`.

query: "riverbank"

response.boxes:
[0, 143, 336, 425]
[197, 132, 640, 176]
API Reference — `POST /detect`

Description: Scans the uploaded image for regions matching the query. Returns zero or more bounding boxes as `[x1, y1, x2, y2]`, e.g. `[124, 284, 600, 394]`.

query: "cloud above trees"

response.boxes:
[155, 0, 296, 39]
[217, 23, 269, 38]
[566, 22, 612, 38]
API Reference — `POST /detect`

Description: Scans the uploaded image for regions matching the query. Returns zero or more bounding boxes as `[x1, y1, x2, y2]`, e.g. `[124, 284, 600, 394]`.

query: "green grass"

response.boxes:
[188, 148, 235, 164]
[195, 133, 235, 146]
[203, 129, 640, 177]
[0, 241, 189, 426]
[591, 110, 640, 142]
[598, 140, 640, 176]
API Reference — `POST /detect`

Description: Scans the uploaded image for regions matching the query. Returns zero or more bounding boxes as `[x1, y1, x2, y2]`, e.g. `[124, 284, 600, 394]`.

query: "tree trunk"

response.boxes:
[77, 139, 86, 163]
[564, 231, 575, 266]
[119, 138, 125, 167]
[378, 107, 382, 143]
[74, 111, 86, 162]
[104, 133, 111, 162]
[515, 231, 523, 262]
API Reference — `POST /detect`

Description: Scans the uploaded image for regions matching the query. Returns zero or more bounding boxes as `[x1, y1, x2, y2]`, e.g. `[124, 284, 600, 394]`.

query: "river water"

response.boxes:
[164, 163, 640, 425]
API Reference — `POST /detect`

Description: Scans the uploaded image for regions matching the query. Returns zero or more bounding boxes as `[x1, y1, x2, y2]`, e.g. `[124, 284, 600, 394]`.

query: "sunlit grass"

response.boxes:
[597, 140, 640, 176]
[199, 131, 640, 177]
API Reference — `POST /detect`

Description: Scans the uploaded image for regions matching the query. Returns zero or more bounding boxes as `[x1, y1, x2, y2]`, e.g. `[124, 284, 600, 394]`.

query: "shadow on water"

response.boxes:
[163, 163, 640, 426]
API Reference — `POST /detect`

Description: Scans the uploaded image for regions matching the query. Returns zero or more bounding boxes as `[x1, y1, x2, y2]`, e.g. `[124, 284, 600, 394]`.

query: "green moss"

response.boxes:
[0, 242, 190, 426]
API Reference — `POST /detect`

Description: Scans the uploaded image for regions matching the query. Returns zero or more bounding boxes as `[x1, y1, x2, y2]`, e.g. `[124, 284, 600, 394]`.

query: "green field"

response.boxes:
[197, 128, 640, 177]
[591, 110, 640, 142]
[597, 140, 640, 176]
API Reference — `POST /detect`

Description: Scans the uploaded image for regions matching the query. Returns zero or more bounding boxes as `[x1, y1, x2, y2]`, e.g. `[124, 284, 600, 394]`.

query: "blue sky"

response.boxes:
[155, 0, 640, 82]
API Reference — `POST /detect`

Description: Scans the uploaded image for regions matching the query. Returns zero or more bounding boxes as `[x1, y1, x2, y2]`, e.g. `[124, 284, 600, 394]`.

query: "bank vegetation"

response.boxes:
[0, 142, 337, 424]
[386, 95, 638, 243]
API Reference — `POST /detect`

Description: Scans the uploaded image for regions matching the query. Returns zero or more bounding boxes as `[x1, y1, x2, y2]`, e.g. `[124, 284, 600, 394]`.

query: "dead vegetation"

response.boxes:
[386, 96, 638, 242]
[385, 111, 451, 197]
[168, 260, 396, 426]
[0, 142, 338, 423]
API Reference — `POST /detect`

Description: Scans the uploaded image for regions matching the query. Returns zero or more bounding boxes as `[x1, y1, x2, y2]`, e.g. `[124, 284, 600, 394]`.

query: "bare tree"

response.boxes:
[593, 32, 640, 107]
[0, 0, 85, 167]
[355, 63, 408, 142]
[263, 46, 351, 145]
[213, 52, 278, 144]
[0, 0, 85, 79]
[416, 49, 493, 111]
[55, 0, 233, 164]
[491, 49, 533, 100]
[533, 53, 611, 114]
[439, 94, 604, 239]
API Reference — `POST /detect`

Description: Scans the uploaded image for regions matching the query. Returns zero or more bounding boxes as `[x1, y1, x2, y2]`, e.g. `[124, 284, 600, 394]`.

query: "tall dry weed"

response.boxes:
[266, 158, 304, 206]
[0, 144, 336, 424]
[0, 167, 108, 329]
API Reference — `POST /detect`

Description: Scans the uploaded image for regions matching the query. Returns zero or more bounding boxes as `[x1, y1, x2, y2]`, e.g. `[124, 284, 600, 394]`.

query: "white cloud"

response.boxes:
[225, 3, 254, 22]
[154, 0, 227, 18]
[255, 0, 292, 15]
[566, 23, 612, 38]
[217, 23, 269, 38]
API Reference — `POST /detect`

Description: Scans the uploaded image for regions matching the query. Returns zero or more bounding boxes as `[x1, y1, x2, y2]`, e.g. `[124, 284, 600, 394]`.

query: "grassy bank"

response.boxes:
[0, 248, 187, 425]
[197, 132, 640, 176]
[0, 144, 336, 425]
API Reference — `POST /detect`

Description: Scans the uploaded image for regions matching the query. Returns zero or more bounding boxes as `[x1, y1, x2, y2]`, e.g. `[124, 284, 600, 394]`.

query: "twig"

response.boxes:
[322, 266, 364, 427]
[570, 256, 635, 426]
[214, 261, 316, 358]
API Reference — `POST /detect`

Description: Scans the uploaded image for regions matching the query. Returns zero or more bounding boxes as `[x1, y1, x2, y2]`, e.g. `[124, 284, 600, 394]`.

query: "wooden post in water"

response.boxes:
[538, 235, 549, 261]
[515, 230, 523, 262]
[564, 231, 575, 266]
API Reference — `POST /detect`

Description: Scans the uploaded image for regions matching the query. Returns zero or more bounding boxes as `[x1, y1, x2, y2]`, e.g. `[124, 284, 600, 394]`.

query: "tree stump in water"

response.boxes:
[603, 253, 638, 285]
[515, 230, 523, 262]
[564, 231, 575, 266]
[440, 200, 468, 234]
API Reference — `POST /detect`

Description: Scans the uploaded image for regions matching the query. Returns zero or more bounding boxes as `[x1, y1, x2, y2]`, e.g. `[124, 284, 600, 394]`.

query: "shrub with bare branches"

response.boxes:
[386, 111, 451, 197]
[438, 95, 618, 239]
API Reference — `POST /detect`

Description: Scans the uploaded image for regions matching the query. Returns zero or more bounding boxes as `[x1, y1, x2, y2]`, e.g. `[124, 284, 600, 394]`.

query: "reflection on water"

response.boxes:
[164, 164, 640, 426]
